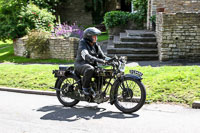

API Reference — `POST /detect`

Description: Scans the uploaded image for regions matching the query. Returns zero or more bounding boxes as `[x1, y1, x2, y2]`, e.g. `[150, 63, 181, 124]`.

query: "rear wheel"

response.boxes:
[114, 77, 146, 113]
[56, 75, 80, 107]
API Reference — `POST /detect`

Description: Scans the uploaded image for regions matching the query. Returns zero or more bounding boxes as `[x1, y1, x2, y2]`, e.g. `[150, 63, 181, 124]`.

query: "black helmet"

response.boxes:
[83, 27, 101, 43]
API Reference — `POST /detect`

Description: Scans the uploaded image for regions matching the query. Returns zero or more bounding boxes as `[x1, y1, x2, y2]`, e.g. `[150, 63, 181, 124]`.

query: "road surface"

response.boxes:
[0, 91, 199, 133]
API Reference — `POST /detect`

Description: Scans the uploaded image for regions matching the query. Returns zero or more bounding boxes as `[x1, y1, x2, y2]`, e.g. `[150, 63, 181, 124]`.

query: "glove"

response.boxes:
[96, 58, 106, 64]
[105, 57, 111, 61]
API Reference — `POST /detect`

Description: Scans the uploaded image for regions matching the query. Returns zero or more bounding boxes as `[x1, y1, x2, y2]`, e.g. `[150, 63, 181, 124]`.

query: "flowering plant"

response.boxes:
[53, 23, 84, 39]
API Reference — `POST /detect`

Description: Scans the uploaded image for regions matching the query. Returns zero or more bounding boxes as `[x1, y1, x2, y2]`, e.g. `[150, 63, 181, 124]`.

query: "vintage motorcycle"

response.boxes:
[51, 56, 146, 113]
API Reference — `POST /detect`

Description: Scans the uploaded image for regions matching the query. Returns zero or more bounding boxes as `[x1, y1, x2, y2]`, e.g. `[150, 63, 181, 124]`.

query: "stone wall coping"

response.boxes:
[158, 12, 200, 15]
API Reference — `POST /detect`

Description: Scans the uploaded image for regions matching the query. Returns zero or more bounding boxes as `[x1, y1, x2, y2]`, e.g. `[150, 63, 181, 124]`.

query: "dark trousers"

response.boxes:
[75, 64, 95, 88]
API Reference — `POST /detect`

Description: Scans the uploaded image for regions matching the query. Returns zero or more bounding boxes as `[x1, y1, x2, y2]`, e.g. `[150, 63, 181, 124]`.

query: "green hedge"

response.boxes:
[104, 11, 132, 29]
[103, 11, 144, 30]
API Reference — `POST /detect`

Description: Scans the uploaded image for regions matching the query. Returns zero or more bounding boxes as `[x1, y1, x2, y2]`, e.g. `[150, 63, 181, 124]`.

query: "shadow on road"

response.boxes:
[37, 105, 139, 122]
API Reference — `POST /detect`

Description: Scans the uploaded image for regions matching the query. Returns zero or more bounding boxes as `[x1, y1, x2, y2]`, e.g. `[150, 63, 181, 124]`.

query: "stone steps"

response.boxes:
[126, 30, 156, 37]
[120, 33, 157, 42]
[113, 35, 157, 48]
[107, 30, 158, 61]
[108, 54, 159, 61]
[107, 47, 158, 54]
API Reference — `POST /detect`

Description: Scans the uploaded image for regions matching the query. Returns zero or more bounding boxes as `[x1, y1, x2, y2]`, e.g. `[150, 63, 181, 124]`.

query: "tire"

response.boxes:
[114, 77, 146, 113]
[56, 75, 80, 107]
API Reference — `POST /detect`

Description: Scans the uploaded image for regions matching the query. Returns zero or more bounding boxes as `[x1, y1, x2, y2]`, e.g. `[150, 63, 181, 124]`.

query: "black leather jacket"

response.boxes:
[75, 39, 106, 67]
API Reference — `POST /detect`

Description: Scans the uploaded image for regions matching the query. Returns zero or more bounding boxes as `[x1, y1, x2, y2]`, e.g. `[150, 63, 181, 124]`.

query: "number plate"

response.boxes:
[53, 70, 66, 77]
[119, 62, 126, 72]
[129, 70, 143, 77]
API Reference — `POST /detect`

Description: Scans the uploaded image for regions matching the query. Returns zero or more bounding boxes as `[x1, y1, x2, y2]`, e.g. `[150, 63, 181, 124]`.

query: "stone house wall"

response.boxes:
[14, 37, 79, 60]
[56, 0, 93, 25]
[156, 12, 200, 61]
[147, 0, 200, 30]
[56, 0, 117, 25]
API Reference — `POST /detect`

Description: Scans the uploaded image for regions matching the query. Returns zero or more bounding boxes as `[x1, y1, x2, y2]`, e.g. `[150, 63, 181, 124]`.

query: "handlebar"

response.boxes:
[107, 56, 118, 63]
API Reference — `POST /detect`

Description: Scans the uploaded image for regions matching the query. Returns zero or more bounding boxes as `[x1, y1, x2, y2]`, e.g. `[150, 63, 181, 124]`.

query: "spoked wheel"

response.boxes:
[114, 77, 146, 113]
[56, 75, 80, 107]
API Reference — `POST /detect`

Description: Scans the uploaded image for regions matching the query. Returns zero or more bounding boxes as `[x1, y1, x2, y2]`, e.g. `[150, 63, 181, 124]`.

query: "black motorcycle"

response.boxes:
[51, 56, 146, 113]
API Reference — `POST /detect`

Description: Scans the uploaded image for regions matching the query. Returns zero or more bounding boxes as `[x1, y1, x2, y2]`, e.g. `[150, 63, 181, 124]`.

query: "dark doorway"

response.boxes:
[120, 0, 131, 12]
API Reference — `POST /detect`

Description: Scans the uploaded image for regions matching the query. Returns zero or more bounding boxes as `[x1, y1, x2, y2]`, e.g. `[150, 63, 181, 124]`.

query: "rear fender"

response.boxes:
[54, 73, 79, 89]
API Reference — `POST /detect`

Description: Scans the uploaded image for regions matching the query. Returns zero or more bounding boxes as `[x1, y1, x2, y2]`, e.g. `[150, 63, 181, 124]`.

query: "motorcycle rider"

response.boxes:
[75, 27, 110, 96]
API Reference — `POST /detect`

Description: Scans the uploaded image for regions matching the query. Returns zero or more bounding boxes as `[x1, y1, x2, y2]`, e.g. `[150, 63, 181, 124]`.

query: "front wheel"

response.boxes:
[114, 77, 146, 113]
[56, 75, 80, 107]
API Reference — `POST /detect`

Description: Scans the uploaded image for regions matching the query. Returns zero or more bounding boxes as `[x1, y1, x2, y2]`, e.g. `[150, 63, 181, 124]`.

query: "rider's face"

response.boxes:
[92, 35, 97, 43]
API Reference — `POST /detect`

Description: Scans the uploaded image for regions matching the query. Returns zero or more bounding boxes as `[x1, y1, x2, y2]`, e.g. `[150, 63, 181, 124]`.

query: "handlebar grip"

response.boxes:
[107, 57, 116, 62]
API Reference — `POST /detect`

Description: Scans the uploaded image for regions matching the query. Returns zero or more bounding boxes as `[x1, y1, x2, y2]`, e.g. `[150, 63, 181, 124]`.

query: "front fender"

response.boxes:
[109, 74, 142, 104]
[124, 74, 142, 81]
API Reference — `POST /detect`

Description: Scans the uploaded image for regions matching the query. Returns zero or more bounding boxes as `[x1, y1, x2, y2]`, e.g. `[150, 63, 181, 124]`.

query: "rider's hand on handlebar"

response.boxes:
[105, 57, 111, 61]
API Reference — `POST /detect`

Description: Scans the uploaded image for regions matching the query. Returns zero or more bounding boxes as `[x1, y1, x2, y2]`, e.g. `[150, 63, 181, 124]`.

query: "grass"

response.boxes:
[0, 64, 199, 106]
[0, 41, 73, 64]
[98, 32, 108, 42]
[0, 40, 12, 48]
[126, 66, 200, 106]
[0, 64, 57, 91]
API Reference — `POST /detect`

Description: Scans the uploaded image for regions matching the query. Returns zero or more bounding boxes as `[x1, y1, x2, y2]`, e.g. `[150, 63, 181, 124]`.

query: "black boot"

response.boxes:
[90, 88, 96, 97]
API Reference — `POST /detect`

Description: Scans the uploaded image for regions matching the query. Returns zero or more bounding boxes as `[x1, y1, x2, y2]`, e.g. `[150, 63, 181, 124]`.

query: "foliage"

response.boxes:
[0, 41, 73, 63]
[30, 0, 61, 13]
[0, 1, 56, 41]
[25, 30, 50, 55]
[103, 11, 138, 29]
[149, 15, 156, 22]
[132, 0, 148, 24]
[20, 3, 56, 31]
[103, 0, 148, 29]
[53, 23, 84, 39]
[0, 0, 27, 41]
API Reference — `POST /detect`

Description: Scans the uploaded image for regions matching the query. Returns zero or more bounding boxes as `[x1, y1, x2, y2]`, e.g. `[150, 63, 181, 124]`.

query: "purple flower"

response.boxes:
[52, 23, 83, 39]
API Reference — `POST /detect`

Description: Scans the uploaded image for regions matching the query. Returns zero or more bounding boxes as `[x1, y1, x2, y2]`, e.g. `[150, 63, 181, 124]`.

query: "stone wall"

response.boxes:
[156, 12, 200, 61]
[147, 0, 200, 30]
[14, 37, 79, 60]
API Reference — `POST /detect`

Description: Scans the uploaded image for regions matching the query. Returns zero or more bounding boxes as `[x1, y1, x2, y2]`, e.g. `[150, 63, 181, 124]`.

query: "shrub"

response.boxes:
[0, 1, 55, 41]
[104, 0, 148, 30]
[53, 23, 84, 39]
[103, 11, 145, 30]
[25, 30, 50, 55]
[103, 11, 132, 29]
[20, 3, 56, 31]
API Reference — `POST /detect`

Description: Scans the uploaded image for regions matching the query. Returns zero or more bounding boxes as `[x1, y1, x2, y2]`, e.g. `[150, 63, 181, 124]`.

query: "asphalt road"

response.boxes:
[0, 91, 199, 133]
